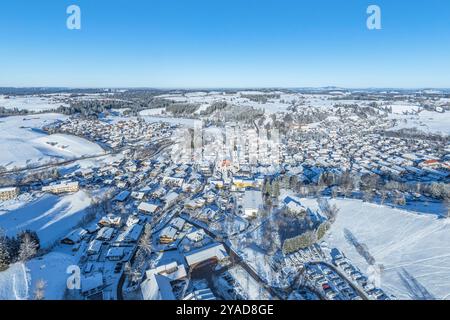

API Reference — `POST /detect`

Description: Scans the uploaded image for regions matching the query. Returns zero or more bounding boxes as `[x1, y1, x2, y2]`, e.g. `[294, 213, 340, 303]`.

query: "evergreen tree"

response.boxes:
[272, 181, 280, 199]
[0, 238, 11, 271]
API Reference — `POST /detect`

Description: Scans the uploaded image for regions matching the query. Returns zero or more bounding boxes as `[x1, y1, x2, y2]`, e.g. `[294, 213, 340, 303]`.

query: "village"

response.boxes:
[0, 89, 449, 301]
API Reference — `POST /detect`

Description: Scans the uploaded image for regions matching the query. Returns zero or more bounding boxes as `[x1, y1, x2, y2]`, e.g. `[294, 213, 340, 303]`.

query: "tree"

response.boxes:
[263, 179, 272, 197]
[34, 279, 46, 300]
[18, 233, 38, 262]
[331, 187, 339, 199]
[0, 234, 10, 271]
[271, 180, 280, 199]
[316, 222, 331, 240]
[363, 190, 374, 202]
[317, 198, 339, 223]
[137, 223, 153, 258]
[445, 199, 450, 219]
[380, 190, 388, 205]
[18, 230, 40, 251]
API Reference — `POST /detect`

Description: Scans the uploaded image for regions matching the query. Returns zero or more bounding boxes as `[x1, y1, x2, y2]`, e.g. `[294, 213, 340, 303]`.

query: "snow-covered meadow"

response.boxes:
[0, 251, 78, 300]
[301, 198, 450, 300]
[390, 110, 450, 136]
[0, 114, 104, 170]
[0, 191, 92, 248]
[0, 95, 68, 112]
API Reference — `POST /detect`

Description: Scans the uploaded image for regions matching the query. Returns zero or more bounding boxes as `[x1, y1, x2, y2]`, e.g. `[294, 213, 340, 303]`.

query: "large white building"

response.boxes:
[0, 187, 19, 201]
[241, 190, 263, 218]
[184, 243, 228, 268]
[42, 181, 79, 194]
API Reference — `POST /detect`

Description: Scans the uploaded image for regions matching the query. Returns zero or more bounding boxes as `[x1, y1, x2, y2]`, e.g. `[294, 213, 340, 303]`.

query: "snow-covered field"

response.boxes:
[301, 198, 450, 300]
[388, 104, 420, 115]
[0, 114, 104, 169]
[0, 191, 92, 248]
[228, 266, 271, 300]
[0, 95, 68, 112]
[139, 108, 165, 116]
[390, 111, 450, 136]
[0, 251, 78, 300]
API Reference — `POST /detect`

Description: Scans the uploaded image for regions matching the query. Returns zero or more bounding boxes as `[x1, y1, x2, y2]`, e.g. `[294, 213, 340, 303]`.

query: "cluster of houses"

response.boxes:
[283, 116, 450, 183]
[46, 117, 173, 150]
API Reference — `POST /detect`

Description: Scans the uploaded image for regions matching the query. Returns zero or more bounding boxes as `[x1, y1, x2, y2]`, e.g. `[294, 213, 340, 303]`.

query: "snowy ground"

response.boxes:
[389, 110, 450, 136]
[0, 250, 78, 300]
[228, 266, 271, 300]
[301, 198, 450, 300]
[0, 95, 68, 112]
[0, 114, 104, 169]
[0, 191, 92, 248]
[139, 108, 165, 116]
[387, 104, 421, 115]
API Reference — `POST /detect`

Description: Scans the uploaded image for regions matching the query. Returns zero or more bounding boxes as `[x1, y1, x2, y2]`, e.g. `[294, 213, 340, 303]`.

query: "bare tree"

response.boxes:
[380, 190, 388, 205]
[317, 198, 339, 223]
[18, 233, 38, 262]
[445, 199, 450, 219]
[363, 190, 373, 203]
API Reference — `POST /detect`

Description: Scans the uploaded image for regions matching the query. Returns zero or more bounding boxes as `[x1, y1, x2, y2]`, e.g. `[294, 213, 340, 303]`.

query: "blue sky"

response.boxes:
[0, 0, 449, 88]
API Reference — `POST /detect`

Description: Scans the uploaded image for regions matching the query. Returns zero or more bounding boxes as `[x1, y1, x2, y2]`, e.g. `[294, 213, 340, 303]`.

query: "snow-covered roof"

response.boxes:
[242, 190, 263, 211]
[81, 273, 103, 294]
[114, 190, 130, 202]
[141, 269, 177, 301]
[0, 187, 18, 192]
[106, 247, 124, 258]
[138, 202, 159, 214]
[117, 224, 143, 243]
[185, 243, 228, 267]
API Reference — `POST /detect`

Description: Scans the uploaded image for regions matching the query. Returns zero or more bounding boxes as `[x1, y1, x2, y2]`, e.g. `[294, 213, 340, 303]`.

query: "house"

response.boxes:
[98, 214, 122, 228]
[131, 191, 146, 200]
[283, 196, 307, 214]
[96, 227, 115, 241]
[61, 228, 88, 245]
[186, 229, 206, 243]
[126, 215, 140, 227]
[87, 240, 103, 255]
[420, 159, 441, 169]
[140, 262, 187, 300]
[159, 226, 178, 244]
[162, 176, 184, 187]
[184, 243, 228, 268]
[106, 247, 125, 261]
[164, 191, 180, 208]
[0, 187, 19, 201]
[42, 181, 79, 194]
[186, 197, 206, 210]
[116, 224, 143, 243]
[171, 217, 186, 231]
[114, 190, 130, 202]
[138, 202, 160, 215]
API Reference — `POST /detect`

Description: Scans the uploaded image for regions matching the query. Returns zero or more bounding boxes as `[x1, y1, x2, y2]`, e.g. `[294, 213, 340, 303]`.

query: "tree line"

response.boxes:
[0, 230, 41, 271]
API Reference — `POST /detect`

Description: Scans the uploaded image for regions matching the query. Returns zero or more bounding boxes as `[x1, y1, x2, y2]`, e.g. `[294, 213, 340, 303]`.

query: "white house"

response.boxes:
[138, 202, 160, 215]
